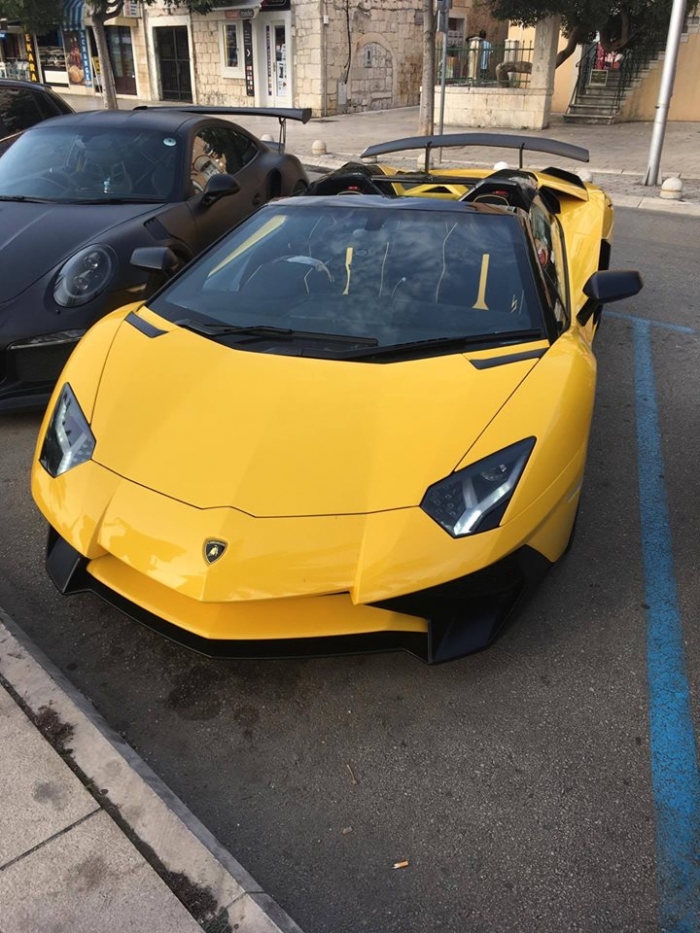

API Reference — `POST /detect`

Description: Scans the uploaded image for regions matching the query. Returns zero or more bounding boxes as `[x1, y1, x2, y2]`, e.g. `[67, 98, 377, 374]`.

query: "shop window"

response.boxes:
[220, 23, 243, 78]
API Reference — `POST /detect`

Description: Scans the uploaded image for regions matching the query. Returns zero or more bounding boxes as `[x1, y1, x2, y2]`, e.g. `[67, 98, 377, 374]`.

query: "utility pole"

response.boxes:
[437, 0, 451, 136]
[643, 0, 687, 185]
[418, 0, 436, 136]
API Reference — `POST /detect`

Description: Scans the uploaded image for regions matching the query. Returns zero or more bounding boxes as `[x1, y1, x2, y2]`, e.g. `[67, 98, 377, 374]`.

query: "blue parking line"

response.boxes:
[633, 318, 700, 932]
[607, 308, 697, 335]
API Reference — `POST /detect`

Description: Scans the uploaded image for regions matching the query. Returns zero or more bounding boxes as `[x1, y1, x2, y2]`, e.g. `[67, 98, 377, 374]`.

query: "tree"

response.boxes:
[0, 0, 62, 34]
[483, 0, 694, 67]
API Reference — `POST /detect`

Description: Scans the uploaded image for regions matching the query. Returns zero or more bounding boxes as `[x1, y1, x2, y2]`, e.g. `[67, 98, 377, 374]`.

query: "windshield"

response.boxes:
[151, 202, 545, 358]
[0, 125, 180, 202]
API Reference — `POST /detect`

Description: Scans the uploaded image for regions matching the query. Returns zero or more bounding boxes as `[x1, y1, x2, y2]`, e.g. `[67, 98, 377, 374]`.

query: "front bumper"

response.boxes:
[0, 339, 81, 412]
[46, 528, 551, 663]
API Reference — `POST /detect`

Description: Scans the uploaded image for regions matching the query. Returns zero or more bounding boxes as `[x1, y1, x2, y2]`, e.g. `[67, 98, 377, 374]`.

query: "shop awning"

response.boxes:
[62, 0, 85, 30]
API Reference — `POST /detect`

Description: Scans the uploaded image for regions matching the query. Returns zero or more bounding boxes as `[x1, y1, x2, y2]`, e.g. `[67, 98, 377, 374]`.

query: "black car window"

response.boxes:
[189, 126, 258, 195]
[530, 200, 567, 325]
[0, 125, 180, 202]
[0, 87, 45, 138]
[33, 88, 71, 120]
[151, 203, 546, 357]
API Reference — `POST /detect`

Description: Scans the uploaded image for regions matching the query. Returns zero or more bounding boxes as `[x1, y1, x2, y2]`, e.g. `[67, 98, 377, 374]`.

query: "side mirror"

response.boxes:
[130, 246, 181, 276]
[578, 269, 643, 325]
[201, 173, 240, 208]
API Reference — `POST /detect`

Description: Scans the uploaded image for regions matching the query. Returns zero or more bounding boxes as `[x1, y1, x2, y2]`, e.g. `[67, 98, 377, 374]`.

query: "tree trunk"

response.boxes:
[555, 23, 589, 67]
[418, 0, 435, 135]
[91, 14, 118, 110]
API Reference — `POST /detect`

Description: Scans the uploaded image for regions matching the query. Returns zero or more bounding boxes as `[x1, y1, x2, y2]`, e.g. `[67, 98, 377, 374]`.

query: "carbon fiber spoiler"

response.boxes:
[133, 105, 312, 150]
[361, 133, 589, 172]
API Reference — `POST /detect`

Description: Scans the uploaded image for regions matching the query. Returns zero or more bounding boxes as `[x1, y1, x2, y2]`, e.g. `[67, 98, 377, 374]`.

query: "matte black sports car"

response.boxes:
[0, 105, 310, 411]
[0, 78, 73, 156]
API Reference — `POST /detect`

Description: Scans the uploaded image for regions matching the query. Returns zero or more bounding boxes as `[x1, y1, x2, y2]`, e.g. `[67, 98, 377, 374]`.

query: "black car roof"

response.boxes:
[26, 108, 212, 134]
[0, 77, 57, 92]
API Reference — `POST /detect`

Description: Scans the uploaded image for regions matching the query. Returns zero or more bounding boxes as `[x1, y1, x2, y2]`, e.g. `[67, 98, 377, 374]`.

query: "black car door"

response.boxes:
[186, 122, 268, 249]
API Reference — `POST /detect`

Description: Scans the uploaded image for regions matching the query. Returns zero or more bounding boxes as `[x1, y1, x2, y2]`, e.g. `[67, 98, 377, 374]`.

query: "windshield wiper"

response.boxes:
[336, 329, 544, 360]
[175, 319, 378, 345]
[76, 196, 165, 204]
[0, 194, 52, 203]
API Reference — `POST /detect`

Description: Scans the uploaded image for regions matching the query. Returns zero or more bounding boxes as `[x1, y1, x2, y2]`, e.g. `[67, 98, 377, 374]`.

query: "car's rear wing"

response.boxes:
[133, 105, 312, 151]
[361, 133, 589, 173]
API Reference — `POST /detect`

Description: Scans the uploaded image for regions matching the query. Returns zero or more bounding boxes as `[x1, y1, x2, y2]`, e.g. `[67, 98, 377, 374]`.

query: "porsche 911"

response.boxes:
[31, 133, 642, 663]
[0, 105, 309, 411]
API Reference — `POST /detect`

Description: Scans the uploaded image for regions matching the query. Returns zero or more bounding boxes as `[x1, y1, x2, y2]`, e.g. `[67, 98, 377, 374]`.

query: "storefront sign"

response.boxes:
[63, 30, 91, 86]
[243, 20, 254, 97]
[225, 8, 255, 19]
[77, 28, 92, 85]
[24, 34, 39, 81]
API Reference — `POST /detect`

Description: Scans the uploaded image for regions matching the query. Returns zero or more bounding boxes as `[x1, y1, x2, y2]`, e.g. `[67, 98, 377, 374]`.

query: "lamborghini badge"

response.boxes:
[204, 540, 227, 564]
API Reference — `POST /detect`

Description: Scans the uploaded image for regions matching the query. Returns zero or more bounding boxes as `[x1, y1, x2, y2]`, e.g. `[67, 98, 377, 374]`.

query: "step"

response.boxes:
[563, 112, 617, 125]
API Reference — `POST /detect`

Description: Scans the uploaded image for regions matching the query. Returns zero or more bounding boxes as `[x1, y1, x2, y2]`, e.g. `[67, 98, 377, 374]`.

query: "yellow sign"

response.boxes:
[24, 34, 39, 82]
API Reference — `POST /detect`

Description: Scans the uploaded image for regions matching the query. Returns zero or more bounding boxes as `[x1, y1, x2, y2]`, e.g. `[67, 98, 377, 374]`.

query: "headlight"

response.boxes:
[421, 438, 535, 537]
[54, 245, 115, 308]
[39, 384, 95, 477]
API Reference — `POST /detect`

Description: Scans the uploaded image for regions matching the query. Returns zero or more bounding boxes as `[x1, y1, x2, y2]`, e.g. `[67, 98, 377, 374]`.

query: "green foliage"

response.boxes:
[0, 0, 63, 33]
[485, 0, 692, 49]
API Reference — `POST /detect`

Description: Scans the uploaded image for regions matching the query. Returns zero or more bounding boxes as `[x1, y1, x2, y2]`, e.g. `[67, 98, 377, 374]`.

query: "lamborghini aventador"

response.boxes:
[31, 133, 643, 663]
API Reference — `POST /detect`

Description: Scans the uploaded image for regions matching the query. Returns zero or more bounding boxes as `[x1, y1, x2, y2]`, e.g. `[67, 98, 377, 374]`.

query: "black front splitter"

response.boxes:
[46, 529, 551, 664]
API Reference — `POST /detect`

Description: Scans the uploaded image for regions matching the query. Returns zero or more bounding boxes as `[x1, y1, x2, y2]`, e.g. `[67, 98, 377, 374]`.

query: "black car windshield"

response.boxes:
[151, 202, 545, 357]
[0, 125, 180, 202]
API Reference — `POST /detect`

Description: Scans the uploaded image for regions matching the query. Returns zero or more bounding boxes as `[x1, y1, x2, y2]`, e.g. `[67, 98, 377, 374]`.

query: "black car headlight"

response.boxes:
[54, 245, 116, 308]
[39, 384, 95, 477]
[421, 438, 535, 537]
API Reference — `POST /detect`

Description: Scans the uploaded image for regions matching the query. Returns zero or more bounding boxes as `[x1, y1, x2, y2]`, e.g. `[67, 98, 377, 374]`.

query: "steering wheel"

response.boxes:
[281, 255, 334, 281]
[43, 169, 75, 190]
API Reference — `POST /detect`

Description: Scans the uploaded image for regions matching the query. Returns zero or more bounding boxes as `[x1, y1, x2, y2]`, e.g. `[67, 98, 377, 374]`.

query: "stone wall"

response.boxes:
[440, 85, 553, 129]
[190, 14, 249, 107]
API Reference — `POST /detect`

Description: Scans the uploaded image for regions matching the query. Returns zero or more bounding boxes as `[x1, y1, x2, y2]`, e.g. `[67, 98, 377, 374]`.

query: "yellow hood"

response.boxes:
[91, 312, 542, 516]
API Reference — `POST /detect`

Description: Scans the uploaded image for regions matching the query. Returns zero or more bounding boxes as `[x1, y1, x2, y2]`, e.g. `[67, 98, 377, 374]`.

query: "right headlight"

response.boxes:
[39, 384, 95, 478]
[53, 244, 116, 308]
[421, 438, 535, 537]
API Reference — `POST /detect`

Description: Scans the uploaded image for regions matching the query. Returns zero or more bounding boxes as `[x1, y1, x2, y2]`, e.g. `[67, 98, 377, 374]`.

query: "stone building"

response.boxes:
[144, 0, 505, 115]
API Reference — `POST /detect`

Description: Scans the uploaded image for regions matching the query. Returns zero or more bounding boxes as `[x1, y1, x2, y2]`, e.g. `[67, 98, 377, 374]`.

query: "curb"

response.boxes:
[0, 607, 305, 933]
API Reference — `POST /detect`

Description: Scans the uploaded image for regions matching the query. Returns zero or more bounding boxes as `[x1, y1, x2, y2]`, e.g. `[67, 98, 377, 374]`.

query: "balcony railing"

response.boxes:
[438, 40, 535, 88]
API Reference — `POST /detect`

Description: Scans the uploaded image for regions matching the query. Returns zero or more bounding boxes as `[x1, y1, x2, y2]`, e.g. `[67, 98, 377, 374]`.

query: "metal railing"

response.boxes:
[570, 39, 666, 112]
[439, 40, 535, 88]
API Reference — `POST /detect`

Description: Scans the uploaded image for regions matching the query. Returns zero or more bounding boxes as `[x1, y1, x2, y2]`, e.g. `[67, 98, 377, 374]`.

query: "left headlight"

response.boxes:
[39, 384, 95, 477]
[54, 245, 116, 308]
[421, 438, 535, 537]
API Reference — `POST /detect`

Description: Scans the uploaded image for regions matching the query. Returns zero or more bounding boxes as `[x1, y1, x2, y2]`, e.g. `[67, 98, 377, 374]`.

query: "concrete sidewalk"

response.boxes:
[60, 92, 700, 211]
[0, 611, 304, 933]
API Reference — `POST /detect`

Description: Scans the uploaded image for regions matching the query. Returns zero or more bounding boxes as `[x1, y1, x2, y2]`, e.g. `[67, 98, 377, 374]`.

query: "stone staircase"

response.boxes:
[564, 16, 700, 124]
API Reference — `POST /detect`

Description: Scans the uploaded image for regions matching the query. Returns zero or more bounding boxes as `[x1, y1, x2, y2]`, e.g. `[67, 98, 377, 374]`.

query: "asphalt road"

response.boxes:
[1, 207, 698, 933]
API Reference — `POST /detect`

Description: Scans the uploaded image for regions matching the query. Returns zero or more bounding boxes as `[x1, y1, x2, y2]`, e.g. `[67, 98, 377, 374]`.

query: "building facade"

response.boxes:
[1, 0, 507, 116]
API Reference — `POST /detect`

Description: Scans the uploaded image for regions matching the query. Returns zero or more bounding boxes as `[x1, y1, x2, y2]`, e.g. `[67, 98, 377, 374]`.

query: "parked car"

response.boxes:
[31, 134, 642, 663]
[0, 104, 310, 411]
[0, 77, 73, 155]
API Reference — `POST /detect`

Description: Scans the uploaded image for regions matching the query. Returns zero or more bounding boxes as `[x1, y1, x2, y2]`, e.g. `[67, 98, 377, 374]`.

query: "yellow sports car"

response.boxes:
[32, 133, 642, 663]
